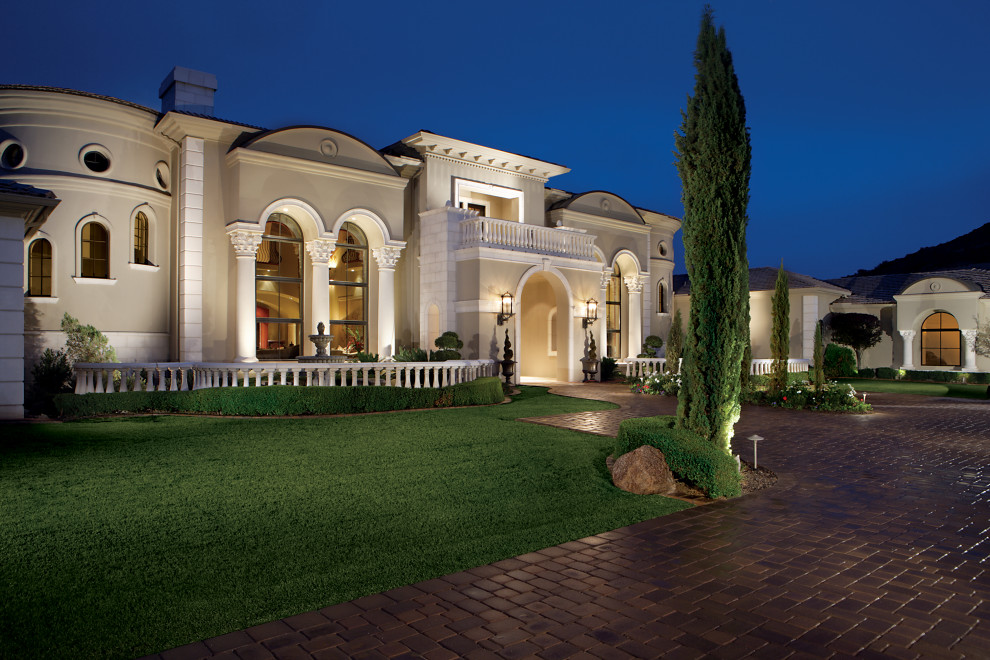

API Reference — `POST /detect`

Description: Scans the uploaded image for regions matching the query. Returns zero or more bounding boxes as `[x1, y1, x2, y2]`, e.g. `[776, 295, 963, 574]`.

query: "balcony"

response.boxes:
[460, 216, 596, 261]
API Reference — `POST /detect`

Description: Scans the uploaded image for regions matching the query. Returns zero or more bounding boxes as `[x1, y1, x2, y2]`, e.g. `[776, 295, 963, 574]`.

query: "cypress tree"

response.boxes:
[674, 6, 751, 453]
[812, 320, 825, 391]
[666, 309, 684, 375]
[769, 264, 790, 395]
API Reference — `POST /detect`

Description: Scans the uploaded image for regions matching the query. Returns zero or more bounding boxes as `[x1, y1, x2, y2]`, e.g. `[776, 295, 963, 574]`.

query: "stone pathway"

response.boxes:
[146, 385, 990, 659]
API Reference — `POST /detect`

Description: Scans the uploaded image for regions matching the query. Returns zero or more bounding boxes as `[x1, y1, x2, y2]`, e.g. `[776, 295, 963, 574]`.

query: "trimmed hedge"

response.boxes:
[904, 370, 961, 383]
[823, 344, 857, 378]
[875, 367, 899, 380]
[615, 416, 741, 499]
[857, 368, 875, 379]
[967, 372, 990, 385]
[55, 377, 504, 418]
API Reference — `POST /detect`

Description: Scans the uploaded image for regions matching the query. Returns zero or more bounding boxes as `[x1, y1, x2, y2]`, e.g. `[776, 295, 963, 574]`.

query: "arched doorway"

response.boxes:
[519, 271, 571, 381]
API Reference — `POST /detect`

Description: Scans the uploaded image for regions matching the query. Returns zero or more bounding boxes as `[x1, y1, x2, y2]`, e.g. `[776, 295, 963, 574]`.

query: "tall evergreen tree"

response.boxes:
[769, 264, 790, 395]
[674, 6, 751, 454]
[666, 309, 684, 375]
[812, 320, 825, 391]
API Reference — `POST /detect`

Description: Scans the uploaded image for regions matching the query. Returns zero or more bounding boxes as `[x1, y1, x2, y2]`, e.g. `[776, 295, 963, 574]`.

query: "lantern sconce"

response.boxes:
[497, 292, 515, 325]
[582, 298, 599, 329]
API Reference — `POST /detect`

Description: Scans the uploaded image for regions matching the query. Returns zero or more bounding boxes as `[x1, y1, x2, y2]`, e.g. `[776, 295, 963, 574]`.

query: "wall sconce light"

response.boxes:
[497, 292, 515, 325]
[583, 298, 599, 329]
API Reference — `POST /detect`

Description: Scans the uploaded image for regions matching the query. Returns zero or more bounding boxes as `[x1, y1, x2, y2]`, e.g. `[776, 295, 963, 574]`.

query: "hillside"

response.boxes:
[851, 222, 990, 276]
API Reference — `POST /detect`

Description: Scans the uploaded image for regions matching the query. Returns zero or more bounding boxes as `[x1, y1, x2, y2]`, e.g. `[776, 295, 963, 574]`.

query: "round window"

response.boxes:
[0, 141, 26, 169]
[79, 144, 112, 174]
[155, 161, 170, 190]
[657, 241, 668, 257]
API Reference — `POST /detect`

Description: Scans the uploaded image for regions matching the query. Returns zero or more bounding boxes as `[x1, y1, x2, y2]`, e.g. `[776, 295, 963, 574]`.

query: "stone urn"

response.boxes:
[580, 331, 600, 382]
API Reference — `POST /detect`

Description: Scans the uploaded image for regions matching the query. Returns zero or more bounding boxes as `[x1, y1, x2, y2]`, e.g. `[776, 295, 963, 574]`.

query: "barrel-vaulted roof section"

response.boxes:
[549, 190, 646, 225]
[827, 269, 990, 303]
[234, 125, 400, 177]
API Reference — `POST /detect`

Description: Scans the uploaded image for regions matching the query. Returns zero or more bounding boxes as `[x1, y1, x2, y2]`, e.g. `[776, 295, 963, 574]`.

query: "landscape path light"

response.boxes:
[748, 434, 763, 469]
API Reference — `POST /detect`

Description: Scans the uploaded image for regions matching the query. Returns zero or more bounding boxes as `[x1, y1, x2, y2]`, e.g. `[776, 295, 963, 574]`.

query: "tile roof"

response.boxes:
[826, 269, 990, 302]
[672, 267, 850, 296]
[0, 84, 158, 115]
[0, 179, 57, 199]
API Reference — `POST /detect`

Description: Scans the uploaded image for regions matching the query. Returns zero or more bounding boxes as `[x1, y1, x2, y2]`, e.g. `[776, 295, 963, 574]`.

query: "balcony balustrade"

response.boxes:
[460, 216, 596, 260]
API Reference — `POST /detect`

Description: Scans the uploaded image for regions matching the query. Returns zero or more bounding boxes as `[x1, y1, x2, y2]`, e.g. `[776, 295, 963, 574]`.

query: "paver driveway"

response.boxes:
[149, 385, 990, 659]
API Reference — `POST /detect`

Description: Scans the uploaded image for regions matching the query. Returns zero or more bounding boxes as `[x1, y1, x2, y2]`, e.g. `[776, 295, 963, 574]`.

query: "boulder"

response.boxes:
[611, 445, 676, 495]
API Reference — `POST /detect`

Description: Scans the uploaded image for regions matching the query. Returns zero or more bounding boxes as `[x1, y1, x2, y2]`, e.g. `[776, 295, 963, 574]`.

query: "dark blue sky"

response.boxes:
[6, 0, 988, 278]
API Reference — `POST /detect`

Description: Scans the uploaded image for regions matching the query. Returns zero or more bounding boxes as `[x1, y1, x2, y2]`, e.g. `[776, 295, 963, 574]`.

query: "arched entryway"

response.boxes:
[519, 269, 573, 382]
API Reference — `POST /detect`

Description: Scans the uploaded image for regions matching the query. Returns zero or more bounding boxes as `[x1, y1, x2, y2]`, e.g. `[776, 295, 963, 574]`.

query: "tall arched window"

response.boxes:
[28, 239, 52, 296]
[606, 266, 622, 358]
[133, 212, 150, 264]
[329, 222, 367, 354]
[81, 222, 109, 278]
[921, 312, 960, 366]
[256, 213, 302, 359]
[657, 279, 666, 313]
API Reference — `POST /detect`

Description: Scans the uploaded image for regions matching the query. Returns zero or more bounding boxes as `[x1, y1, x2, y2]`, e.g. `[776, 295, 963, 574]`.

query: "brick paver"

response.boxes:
[145, 384, 990, 659]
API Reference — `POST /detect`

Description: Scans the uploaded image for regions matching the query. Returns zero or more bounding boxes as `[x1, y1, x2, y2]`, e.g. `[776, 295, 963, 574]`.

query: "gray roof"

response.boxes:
[0, 179, 57, 199]
[673, 267, 850, 296]
[826, 269, 990, 303]
[0, 84, 158, 115]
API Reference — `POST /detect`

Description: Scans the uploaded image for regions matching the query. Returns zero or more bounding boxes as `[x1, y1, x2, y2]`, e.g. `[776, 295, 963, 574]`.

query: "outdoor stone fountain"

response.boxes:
[298, 322, 347, 363]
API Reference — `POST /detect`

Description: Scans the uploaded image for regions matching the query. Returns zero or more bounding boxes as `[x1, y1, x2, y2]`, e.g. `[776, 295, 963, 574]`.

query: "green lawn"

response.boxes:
[839, 378, 990, 400]
[0, 387, 690, 659]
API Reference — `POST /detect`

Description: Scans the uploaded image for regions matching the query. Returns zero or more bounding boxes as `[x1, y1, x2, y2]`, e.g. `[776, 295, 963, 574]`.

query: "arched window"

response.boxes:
[657, 279, 666, 314]
[28, 239, 52, 296]
[81, 222, 109, 278]
[329, 222, 367, 354]
[606, 265, 622, 358]
[133, 212, 150, 264]
[921, 312, 960, 367]
[256, 213, 302, 359]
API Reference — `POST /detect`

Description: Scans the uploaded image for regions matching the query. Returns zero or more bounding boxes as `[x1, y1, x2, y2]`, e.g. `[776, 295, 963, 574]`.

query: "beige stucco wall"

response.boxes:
[2, 89, 174, 362]
[417, 155, 545, 224]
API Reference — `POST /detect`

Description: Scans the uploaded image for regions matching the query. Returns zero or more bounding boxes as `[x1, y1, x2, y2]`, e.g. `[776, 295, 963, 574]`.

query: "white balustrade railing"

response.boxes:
[460, 217, 596, 260]
[73, 360, 499, 394]
[623, 358, 811, 379]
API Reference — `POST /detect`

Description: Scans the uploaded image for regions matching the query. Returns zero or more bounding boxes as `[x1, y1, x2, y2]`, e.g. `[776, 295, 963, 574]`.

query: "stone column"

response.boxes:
[373, 246, 403, 358]
[899, 330, 916, 369]
[624, 274, 644, 360]
[962, 329, 979, 371]
[179, 136, 205, 361]
[306, 239, 336, 354]
[227, 226, 263, 362]
[598, 269, 609, 360]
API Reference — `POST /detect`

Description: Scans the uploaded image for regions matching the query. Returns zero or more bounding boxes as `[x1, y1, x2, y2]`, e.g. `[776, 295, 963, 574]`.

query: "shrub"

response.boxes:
[55, 377, 504, 418]
[823, 344, 857, 378]
[61, 313, 116, 364]
[600, 357, 618, 381]
[875, 367, 899, 380]
[966, 372, 990, 385]
[857, 368, 875, 379]
[27, 348, 74, 416]
[394, 346, 429, 362]
[637, 335, 664, 358]
[432, 331, 463, 361]
[630, 370, 680, 396]
[745, 379, 870, 413]
[615, 416, 741, 498]
[903, 370, 961, 383]
[354, 352, 380, 363]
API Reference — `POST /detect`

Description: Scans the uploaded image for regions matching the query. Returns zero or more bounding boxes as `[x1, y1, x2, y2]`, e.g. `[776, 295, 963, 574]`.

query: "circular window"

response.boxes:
[155, 161, 170, 190]
[657, 241, 668, 257]
[0, 140, 26, 170]
[320, 138, 338, 158]
[79, 144, 112, 174]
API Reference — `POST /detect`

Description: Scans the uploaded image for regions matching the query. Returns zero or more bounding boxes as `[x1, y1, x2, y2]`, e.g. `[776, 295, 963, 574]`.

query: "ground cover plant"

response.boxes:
[838, 378, 990, 400]
[0, 387, 691, 659]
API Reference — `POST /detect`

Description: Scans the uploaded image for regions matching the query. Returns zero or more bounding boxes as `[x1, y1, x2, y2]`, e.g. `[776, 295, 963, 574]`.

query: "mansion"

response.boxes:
[1, 67, 986, 418]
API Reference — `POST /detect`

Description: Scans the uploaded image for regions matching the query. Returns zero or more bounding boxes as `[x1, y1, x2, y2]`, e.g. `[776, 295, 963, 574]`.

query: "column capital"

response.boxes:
[898, 329, 916, 341]
[226, 225, 263, 258]
[600, 269, 611, 290]
[306, 238, 337, 265]
[961, 328, 979, 350]
[372, 245, 403, 270]
[624, 274, 645, 294]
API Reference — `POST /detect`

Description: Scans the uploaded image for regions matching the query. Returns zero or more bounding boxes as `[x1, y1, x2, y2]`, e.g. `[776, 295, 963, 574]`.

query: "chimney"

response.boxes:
[159, 66, 218, 115]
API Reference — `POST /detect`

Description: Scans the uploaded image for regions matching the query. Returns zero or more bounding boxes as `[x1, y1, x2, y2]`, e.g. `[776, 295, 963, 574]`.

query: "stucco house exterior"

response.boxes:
[0, 67, 682, 416]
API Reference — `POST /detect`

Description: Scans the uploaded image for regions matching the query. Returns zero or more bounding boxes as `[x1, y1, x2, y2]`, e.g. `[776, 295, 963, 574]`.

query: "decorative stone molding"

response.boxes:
[373, 246, 403, 270]
[624, 275, 644, 294]
[899, 330, 916, 341]
[600, 269, 612, 289]
[306, 239, 337, 264]
[962, 329, 978, 350]
[227, 228, 263, 257]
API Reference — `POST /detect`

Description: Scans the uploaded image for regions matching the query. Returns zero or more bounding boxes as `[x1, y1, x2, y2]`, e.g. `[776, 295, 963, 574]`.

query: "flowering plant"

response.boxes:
[746, 378, 870, 412]
[630, 370, 681, 397]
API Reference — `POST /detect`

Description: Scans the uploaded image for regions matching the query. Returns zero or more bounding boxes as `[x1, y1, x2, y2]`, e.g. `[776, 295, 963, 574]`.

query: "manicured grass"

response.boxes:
[0, 387, 690, 659]
[839, 378, 990, 400]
